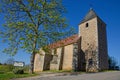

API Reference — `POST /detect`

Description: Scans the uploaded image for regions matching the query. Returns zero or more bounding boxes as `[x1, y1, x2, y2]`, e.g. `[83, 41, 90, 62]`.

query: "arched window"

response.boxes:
[86, 23, 89, 27]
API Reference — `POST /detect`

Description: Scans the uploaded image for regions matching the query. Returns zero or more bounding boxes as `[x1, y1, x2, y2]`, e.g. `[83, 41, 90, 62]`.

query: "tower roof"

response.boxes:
[80, 9, 98, 24]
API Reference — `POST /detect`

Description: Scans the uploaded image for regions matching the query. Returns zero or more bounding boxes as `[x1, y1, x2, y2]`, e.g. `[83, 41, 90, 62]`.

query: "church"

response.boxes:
[34, 9, 109, 72]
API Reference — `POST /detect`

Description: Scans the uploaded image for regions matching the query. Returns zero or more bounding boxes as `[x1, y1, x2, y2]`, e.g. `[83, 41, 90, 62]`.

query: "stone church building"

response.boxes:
[34, 9, 109, 72]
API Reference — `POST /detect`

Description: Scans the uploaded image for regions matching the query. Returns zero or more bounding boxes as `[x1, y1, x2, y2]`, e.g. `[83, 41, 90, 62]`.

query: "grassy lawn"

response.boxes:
[0, 65, 38, 80]
[0, 72, 38, 80]
[41, 70, 86, 74]
[43, 70, 72, 73]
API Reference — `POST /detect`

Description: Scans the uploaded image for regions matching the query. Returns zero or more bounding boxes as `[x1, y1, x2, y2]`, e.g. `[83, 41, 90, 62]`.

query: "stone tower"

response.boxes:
[79, 9, 108, 72]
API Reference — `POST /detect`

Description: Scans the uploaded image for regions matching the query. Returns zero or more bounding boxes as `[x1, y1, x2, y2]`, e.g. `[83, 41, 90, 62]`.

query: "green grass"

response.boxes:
[0, 65, 13, 73]
[0, 65, 38, 80]
[41, 70, 85, 74]
[43, 70, 72, 73]
[0, 72, 38, 80]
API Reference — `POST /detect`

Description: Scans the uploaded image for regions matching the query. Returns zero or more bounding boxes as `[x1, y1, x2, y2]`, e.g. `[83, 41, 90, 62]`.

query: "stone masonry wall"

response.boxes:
[43, 54, 53, 70]
[50, 47, 62, 70]
[34, 53, 45, 72]
[97, 18, 108, 70]
[79, 17, 99, 72]
[34, 50, 52, 72]
[62, 44, 74, 70]
[72, 43, 79, 71]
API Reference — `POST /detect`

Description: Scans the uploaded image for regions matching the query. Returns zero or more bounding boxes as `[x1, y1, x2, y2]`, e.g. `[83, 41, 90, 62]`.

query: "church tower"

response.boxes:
[79, 9, 108, 72]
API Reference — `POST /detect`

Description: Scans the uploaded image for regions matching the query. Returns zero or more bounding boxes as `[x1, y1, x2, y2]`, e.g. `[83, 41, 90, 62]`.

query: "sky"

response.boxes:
[0, 0, 120, 66]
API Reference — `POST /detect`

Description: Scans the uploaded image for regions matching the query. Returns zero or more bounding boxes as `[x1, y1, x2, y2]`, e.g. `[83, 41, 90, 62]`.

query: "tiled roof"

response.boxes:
[80, 9, 98, 24]
[49, 34, 79, 49]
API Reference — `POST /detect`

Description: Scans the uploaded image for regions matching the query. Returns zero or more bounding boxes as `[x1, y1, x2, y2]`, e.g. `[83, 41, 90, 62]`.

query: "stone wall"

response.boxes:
[50, 47, 63, 70]
[34, 53, 45, 72]
[62, 44, 74, 70]
[79, 17, 108, 72]
[79, 17, 99, 72]
[50, 55, 59, 70]
[34, 49, 53, 72]
[78, 37, 86, 71]
[43, 54, 53, 70]
[72, 43, 79, 71]
[97, 18, 108, 70]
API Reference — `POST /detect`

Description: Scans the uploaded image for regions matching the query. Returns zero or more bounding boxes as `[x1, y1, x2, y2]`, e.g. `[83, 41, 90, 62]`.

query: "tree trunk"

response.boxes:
[29, 38, 37, 74]
[29, 52, 35, 74]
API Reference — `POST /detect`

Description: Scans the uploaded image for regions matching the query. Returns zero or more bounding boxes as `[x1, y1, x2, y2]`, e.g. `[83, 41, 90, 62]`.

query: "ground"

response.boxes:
[12, 71, 120, 80]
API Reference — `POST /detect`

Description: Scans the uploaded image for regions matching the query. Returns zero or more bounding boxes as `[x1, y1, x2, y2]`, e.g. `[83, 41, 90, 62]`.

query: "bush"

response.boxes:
[0, 71, 4, 74]
[0, 65, 14, 72]
[13, 68, 24, 74]
[23, 65, 30, 72]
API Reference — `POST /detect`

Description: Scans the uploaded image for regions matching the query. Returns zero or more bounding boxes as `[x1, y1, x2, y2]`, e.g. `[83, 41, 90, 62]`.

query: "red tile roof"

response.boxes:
[49, 34, 79, 49]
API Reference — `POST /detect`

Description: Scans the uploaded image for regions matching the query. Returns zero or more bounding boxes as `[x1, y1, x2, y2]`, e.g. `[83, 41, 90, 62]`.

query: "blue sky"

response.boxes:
[0, 0, 120, 66]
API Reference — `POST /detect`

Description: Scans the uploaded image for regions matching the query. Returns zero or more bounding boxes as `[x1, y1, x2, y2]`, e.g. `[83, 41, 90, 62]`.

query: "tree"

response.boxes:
[108, 56, 118, 70]
[5, 58, 14, 65]
[0, 63, 2, 65]
[0, 0, 75, 73]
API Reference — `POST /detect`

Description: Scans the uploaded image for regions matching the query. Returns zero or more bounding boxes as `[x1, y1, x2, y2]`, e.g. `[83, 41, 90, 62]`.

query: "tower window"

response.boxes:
[86, 23, 89, 27]
[87, 43, 89, 45]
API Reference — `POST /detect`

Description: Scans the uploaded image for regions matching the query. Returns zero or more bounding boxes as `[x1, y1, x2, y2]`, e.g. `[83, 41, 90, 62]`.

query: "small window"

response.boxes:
[86, 23, 89, 27]
[87, 43, 89, 45]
